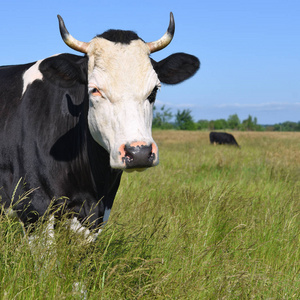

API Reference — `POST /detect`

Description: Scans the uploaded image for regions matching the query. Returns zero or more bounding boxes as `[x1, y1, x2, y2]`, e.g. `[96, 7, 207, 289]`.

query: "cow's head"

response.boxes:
[58, 13, 199, 171]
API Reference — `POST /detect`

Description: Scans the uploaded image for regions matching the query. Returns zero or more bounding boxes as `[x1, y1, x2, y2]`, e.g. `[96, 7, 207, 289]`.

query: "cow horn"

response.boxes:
[57, 15, 90, 54]
[147, 12, 175, 53]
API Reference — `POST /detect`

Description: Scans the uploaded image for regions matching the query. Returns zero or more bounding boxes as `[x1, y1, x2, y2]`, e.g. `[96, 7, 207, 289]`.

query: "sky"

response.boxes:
[0, 0, 299, 124]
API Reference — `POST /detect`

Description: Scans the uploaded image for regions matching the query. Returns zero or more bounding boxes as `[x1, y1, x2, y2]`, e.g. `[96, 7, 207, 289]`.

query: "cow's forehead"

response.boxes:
[86, 38, 158, 98]
[87, 38, 152, 71]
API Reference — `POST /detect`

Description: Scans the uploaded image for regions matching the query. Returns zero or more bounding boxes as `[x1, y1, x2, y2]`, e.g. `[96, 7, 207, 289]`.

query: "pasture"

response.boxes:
[0, 130, 299, 299]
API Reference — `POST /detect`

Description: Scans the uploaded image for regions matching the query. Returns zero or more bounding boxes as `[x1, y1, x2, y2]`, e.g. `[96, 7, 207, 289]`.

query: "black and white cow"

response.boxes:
[209, 132, 240, 147]
[0, 13, 199, 241]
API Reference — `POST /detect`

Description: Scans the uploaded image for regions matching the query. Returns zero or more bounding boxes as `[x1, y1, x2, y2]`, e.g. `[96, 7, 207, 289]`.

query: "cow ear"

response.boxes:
[39, 54, 88, 87]
[152, 53, 200, 84]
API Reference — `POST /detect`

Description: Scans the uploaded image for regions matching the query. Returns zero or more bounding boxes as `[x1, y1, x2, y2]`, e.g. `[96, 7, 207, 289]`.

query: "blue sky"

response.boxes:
[1, 0, 299, 124]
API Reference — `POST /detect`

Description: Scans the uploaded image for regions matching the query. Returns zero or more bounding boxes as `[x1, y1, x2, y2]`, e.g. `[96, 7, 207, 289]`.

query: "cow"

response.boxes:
[0, 13, 200, 243]
[209, 132, 240, 147]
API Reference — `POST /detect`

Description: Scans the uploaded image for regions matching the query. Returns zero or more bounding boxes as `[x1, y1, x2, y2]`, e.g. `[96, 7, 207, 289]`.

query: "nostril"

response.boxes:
[124, 148, 134, 163]
[148, 151, 155, 160]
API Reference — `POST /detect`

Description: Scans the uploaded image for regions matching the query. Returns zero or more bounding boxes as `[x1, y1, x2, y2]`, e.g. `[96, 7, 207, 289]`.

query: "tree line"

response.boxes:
[153, 106, 300, 131]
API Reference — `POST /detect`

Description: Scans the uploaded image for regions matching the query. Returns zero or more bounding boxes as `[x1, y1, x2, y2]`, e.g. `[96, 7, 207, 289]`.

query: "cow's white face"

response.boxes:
[86, 38, 160, 170]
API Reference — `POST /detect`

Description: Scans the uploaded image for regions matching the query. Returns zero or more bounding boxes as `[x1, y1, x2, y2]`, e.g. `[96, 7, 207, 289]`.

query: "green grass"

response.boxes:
[0, 131, 299, 299]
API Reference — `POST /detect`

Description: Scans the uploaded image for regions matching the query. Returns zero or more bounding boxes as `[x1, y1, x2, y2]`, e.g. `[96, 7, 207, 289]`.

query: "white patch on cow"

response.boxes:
[73, 282, 87, 300]
[68, 217, 96, 243]
[4, 207, 19, 220]
[68, 211, 111, 243]
[22, 60, 44, 96]
[28, 215, 56, 265]
[28, 215, 55, 246]
[86, 38, 159, 169]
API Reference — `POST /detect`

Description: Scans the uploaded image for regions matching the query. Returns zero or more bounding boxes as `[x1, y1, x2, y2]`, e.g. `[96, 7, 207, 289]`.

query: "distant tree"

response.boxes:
[252, 117, 265, 131]
[214, 119, 228, 130]
[208, 120, 215, 130]
[254, 116, 258, 126]
[196, 119, 209, 130]
[175, 109, 196, 130]
[241, 115, 255, 131]
[239, 115, 265, 131]
[153, 109, 298, 131]
[274, 121, 300, 131]
[152, 105, 173, 129]
[227, 114, 240, 129]
[255, 124, 265, 131]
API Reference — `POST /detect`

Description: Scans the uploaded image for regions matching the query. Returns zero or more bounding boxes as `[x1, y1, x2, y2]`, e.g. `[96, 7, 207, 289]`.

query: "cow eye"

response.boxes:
[148, 87, 158, 104]
[90, 87, 102, 97]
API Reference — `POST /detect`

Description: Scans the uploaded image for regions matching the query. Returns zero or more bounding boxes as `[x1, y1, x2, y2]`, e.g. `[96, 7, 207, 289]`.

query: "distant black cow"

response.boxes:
[209, 132, 240, 147]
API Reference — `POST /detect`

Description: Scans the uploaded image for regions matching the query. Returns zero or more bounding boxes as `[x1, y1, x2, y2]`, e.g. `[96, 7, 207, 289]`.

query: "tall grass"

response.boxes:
[0, 131, 299, 299]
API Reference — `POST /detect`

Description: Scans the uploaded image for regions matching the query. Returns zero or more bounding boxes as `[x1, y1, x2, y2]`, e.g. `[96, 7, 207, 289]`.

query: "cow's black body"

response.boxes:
[0, 54, 122, 230]
[209, 132, 240, 147]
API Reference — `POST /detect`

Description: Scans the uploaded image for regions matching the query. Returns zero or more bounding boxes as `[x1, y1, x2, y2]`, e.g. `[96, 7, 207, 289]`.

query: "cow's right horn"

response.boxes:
[147, 12, 175, 53]
[57, 15, 90, 54]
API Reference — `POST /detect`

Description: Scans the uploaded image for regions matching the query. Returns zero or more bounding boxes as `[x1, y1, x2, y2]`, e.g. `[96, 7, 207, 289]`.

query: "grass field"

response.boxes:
[1, 130, 299, 299]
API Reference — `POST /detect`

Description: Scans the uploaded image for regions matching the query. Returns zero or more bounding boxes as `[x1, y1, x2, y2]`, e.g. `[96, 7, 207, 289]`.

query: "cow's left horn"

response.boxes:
[147, 12, 175, 53]
[57, 15, 90, 54]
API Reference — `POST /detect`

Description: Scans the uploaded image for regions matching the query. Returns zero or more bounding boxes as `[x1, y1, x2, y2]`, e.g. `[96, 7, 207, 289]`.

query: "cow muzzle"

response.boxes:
[118, 141, 158, 171]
